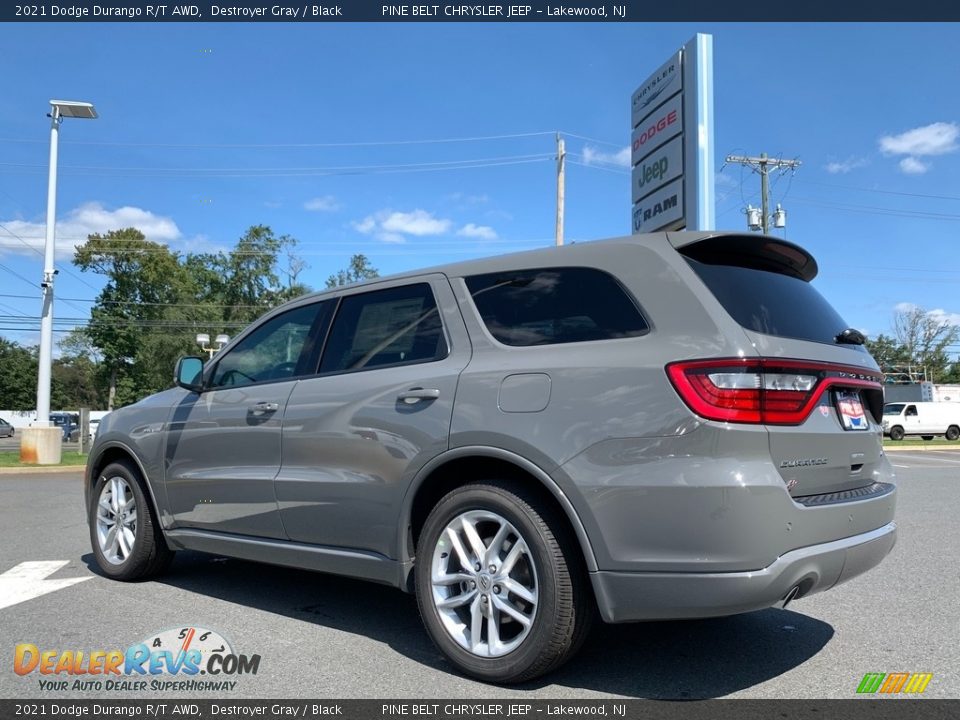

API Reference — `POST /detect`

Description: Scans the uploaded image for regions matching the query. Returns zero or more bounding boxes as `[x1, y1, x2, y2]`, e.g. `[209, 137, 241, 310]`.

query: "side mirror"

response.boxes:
[174, 356, 205, 392]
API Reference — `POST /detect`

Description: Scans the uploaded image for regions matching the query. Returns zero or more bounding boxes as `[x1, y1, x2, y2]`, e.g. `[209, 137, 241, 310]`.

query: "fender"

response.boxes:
[397, 445, 599, 573]
[86, 440, 169, 531]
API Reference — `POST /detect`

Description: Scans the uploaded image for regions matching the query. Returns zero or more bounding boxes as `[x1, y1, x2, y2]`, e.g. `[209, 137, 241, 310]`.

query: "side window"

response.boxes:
[464, 267, 649, 347]
[210, 303, 326, 389]
[320, 283, 447, 374]
[905, 405, 918, 417]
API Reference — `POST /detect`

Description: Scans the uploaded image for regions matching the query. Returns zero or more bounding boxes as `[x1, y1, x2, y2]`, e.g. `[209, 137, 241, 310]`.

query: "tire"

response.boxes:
[922, 435, 934, 441]
[947, 426, 960, 442]
[415, 481, 593, 683]
[889, 426, 905, 441]
[88, 461, 174, 580]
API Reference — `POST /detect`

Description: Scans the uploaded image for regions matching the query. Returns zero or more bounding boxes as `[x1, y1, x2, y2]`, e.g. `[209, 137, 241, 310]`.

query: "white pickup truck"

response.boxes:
[882, 401, 960, 441]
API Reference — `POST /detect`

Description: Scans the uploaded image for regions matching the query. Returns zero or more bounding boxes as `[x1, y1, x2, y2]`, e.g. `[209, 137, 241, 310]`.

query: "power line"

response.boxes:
[0, 153, 555, 175]
[0, 130, 557, 150]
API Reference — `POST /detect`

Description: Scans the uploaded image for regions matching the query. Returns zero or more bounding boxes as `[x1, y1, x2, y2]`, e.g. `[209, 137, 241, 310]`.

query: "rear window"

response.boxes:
[465, 267, 649, 347]
[685, 257, 852, 346]
[883, 403, 905, 415]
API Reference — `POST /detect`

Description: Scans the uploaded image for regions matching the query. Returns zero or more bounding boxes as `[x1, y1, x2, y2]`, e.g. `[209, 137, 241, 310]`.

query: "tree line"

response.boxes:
[0, 225, 377, 411]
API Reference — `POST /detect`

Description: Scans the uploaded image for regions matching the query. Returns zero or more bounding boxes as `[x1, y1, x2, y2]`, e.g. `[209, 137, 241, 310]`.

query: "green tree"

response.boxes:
[326, 254, 379, 288]
[73, 228, 192, 409]
[0, 339, 38, 410]
[892, 305, 960, 382]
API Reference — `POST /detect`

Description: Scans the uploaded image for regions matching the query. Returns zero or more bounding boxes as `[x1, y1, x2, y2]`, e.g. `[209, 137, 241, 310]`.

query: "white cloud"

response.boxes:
[880, 122, 959, 157]
[448, 192, 489, 205]
[381, 210, 451, 236]
[825, 156, 868, 174]
[353, 209, 452, 243]
[927, 308, 960, 326]
[303, 195, 340, 212]
[899, 157, 929, 175]
[894, 302, 960, 327]
[456, 223, 498, 240]
[0, 202, 181, 258]
[582, 145, 631, 169]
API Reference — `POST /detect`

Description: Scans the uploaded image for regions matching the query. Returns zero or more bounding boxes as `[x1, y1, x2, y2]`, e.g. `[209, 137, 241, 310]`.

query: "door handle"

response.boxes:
[397, 388, 440, 404]
[249, 402, 279, 415]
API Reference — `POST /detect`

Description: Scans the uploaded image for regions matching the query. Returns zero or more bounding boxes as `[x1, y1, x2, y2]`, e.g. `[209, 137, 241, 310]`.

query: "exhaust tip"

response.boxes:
[777, 585, 801, 610]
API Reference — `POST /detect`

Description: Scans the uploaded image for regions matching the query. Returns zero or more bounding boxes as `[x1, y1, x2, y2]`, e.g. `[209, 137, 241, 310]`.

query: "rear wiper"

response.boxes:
[835, 328, 866, 345]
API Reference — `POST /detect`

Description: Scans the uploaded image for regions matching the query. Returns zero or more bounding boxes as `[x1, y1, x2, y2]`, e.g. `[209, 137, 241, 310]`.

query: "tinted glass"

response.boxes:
[686, 258, 851, 346]
[210, 303, 324, 388]
[320, 283, 446, 373]
[465, 267, 648, 347]
[883, 404, 905, 415]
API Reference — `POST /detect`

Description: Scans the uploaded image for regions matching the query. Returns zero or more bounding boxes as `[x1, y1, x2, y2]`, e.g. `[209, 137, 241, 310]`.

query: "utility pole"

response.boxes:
[555, 133, 565, 246]
[724, 152, 801, 233]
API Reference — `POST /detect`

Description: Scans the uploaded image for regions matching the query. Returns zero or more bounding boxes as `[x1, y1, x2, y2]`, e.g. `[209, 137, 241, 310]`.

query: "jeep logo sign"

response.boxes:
[632, 178, 684, 234]
[632, 136, 683, 204]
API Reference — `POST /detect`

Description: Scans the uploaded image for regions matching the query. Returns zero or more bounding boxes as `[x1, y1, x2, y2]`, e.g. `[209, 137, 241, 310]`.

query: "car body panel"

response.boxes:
[85, 231, 897, 623]
[276, 275, 471, 556]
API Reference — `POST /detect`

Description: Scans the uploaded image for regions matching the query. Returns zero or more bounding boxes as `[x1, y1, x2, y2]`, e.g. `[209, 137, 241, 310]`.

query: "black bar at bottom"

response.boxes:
[0, 699, 956, 720]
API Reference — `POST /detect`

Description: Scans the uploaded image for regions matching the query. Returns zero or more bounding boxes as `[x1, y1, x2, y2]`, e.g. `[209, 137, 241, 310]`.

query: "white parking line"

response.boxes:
[889, 453, 960, 465]
[893, 464, 910, 468]
[0, 561, 91, 611]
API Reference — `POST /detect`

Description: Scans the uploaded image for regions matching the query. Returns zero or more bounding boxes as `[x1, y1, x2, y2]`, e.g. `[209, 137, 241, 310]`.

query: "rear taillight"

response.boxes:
[666, 358, 883, 425]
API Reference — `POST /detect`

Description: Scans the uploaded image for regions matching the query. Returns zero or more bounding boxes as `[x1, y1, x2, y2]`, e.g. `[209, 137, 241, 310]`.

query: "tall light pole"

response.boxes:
[22, 100, 97, 465]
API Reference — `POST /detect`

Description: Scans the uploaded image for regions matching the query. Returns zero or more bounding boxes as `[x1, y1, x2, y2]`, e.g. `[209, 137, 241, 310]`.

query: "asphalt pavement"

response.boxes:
[0, 455, 957, 700]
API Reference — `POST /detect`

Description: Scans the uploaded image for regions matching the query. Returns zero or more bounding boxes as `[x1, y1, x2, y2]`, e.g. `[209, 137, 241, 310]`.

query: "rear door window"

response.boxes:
[464, 267, 648, 347]
[320, 283, 447, 373]
[685, 257, 850, 346]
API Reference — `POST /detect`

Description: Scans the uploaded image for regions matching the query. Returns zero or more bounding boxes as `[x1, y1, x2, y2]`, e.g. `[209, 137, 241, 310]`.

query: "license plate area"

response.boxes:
[835, 390, 869, 431]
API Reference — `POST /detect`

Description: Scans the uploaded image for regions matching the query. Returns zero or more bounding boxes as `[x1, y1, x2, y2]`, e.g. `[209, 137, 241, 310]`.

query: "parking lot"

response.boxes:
[1, 451, 957, 700]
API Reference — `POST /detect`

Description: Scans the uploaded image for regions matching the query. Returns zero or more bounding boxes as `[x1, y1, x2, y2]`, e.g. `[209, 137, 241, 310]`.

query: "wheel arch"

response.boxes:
[399, 447, 599, 586]
[86, 442, 166, 530]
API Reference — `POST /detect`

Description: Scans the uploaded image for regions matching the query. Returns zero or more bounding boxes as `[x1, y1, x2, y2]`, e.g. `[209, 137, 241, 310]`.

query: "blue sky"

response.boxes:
[1, 22, 959, 351]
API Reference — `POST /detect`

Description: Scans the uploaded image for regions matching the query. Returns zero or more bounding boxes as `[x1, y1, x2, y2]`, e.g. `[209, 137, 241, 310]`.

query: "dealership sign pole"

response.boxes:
[631, 34, 715, 233]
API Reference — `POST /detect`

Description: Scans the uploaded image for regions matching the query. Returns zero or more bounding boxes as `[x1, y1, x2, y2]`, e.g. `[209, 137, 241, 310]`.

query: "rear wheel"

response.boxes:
[889, 426, 905, 441]
[415, 481, 592, 683]
[89, 461, 174, 580]
[947, 425, 960, 441]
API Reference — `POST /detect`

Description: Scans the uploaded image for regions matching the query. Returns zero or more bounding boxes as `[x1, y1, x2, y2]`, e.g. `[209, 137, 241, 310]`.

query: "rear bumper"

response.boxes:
[591, 521, 896, 623]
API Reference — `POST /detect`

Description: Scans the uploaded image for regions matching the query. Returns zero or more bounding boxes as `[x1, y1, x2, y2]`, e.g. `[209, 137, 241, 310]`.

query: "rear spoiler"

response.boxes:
[667, 232, 818, 282]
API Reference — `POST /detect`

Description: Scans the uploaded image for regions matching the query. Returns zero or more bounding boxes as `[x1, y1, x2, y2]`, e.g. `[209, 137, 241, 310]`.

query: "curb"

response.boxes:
[0, 465, 86, 475]
[883, 445, 960, 453]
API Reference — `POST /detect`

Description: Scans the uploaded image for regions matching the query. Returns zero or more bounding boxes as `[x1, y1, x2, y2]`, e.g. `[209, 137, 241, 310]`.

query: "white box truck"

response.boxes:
[882, 401, 960, 441]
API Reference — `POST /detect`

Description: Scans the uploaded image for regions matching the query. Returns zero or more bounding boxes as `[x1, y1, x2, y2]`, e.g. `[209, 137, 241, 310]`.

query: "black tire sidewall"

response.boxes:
[890, 426, 904, 441]
[415, 483, 567, 683]
[947, 426, 959, 441]
[88, 462, 157, 580]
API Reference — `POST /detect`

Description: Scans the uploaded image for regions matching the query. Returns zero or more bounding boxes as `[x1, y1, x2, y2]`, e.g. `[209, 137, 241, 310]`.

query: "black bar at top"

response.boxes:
[4, 0, 960, 22]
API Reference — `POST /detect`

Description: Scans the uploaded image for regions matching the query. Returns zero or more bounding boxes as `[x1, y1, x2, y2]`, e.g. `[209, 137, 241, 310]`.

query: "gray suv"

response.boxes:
[86, 231, 897, 683]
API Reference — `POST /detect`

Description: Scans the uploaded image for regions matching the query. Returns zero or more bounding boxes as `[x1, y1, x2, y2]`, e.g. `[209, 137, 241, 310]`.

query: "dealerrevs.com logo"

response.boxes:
[14, 626, 261, 693]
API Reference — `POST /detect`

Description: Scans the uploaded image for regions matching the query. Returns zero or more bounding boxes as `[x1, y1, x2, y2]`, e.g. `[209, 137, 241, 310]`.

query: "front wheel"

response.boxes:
[89, 461, 174, 580]
[415, 481, 592, 683]
[889, 426, 905, 441]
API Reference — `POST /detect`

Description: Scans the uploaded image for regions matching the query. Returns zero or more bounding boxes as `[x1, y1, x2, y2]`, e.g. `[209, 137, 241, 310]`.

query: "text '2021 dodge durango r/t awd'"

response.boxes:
[86, 231, 896, 682]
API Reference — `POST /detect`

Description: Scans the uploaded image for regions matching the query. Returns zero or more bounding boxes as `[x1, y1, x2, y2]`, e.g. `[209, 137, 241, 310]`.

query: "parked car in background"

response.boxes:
[0, 418, 14, 438]
[88, 418, 102, 444]
[86, 231, 897, 683]
[883, 401, 960, 441]
[49, 412, 80, 442]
